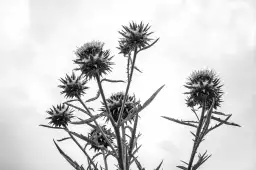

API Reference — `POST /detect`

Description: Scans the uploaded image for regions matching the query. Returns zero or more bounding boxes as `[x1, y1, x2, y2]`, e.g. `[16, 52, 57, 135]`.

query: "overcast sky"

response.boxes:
[0, 0, 256, 170]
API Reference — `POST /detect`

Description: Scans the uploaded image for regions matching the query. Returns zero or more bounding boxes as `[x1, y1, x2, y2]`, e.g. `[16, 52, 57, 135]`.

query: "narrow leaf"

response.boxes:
[65, 99, 79, 103]
[86, 90, 100, 103]
[206, 114, 232, 134]
[211, 116, 241, 127]
[212, 111, 229, 116]
[135, 85, 165, 116]
[101, 78, 125, 84]
[192, 150, 212, 170]
[190, 131, 196, 137]
[67, 130, 97, 146]
[70, 113, 105, 125]
[53, 140, 82, 169]
[39, 124, 64, 130]
[161, 116, 198, 128]
[133, 156, 144, 170]
[137, 38, 160, 54]
[154, 160, 163, 170]
[57, 137, 71, 142]
[176, 165, 188, 170]
[134, 65, 143, 73]
[180, 160, 189, 165]
[132, 144, 142, 156]
[64, 103, 90, 116]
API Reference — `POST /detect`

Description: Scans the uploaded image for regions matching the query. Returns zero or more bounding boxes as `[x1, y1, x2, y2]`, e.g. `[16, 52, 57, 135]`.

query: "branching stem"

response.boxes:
[76, 95, 118, 157]
[95, 74, 124, 170]
[117, 47, 138, 126]
[65, 126, 97, 169]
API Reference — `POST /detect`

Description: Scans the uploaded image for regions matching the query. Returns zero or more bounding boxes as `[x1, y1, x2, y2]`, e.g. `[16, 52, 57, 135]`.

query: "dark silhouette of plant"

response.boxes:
[40, 21, 240, 170]
[162, 69, 240, 170]
[40, 21, 163, 170]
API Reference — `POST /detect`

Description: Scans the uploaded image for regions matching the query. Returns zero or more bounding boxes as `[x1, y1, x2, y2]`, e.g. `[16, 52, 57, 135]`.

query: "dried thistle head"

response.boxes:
[88, 125, 114, 152]
[58, 72, 88, 98]
[118, 21, 153, 55]
[46, 104, 74, 127]
[184, 69, 223, 110]
[74, 41, 114, 80]
[100, 92, 140, 123]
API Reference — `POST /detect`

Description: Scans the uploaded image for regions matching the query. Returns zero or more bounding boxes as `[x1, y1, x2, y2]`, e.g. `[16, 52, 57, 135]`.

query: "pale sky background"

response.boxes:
[0, 0, 256, 170]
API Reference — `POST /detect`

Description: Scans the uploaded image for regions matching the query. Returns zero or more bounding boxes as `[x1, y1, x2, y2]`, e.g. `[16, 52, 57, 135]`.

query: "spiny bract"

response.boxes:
[88, 126, 114, 152]
[100, 92, 140, 123]
[118, 21, 153, 55]
[46, 104, 74, 127]
[184, 69, 223, 110]
[74, 41, 114, 80]
[58, 72, 88, 98]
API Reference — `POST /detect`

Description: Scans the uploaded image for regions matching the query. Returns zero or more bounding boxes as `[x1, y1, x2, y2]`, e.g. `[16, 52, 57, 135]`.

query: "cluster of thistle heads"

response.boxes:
[44, 21, 225, 163]
[45, 21, 155, 150]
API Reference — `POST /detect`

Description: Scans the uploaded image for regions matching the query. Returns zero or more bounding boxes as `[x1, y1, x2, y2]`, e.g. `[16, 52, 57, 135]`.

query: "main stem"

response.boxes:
[127, 114, 139, 168]
[118, 48, 137, 170]
[95, 74, 124, 170]
[187, 101, 206, 170]
[117, 47, 138, 126]
[122, 124, 127, 170]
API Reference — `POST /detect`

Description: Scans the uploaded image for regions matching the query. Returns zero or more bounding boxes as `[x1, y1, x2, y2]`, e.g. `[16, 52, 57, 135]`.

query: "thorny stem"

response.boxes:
[128, 114, 139, 168]
[95, 74, 124, 170]
[126, 53, 131, 81]
[117, 47, 138, 126]
[117, 48, 137, 170]
[76, 95, 118, 158]
[121, 124, 127, 170]
[95, 74, 117, 126]
[200, 99, 215, 140]
[64, 126, 97, 170]
[102, 149, 108, 170]
[187, 101, 206, 170]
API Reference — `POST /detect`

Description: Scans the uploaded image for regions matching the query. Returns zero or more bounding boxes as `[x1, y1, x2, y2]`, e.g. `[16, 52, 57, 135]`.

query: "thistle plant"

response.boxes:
[40, 21, 163, 170]
[162, 69, 240, 170]
[40, 21, 240, 170]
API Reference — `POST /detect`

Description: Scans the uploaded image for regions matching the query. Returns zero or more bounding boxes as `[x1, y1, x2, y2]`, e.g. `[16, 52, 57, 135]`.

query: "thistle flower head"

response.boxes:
[88, 126, 114, 152]
[58, 72, 88, 98]
[74, 41, 114, 80]
[100, 92, 140, 123]
[184, 69, 223, 110]
[118, 39, 133, 56]
[46, 104, 74, 127]
[118, 21, 153, 55]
